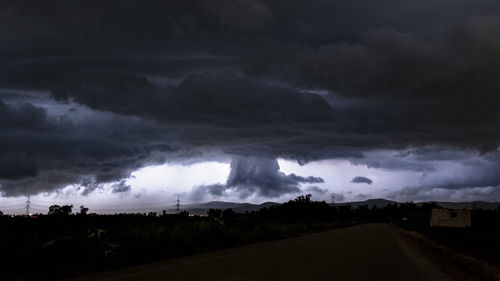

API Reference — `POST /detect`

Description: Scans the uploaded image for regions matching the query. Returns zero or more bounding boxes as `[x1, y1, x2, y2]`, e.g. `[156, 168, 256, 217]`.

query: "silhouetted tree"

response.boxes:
[79, 206, 89, 215]
[293, 194, 312, 204]
[207, 208, 222, 219]
[222, 208, 236, 222]
[48, 205, 73, 216]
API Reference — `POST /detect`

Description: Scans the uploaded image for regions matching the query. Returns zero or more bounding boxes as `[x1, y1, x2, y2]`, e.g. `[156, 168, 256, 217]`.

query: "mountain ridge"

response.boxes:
[182, 199, 500, 215]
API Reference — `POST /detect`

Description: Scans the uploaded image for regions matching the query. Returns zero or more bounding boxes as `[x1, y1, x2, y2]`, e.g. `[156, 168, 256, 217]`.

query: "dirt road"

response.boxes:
[69, 223, 454, 281]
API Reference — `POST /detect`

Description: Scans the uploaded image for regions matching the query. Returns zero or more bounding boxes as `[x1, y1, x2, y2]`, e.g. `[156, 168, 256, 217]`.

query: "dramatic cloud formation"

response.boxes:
[0, 0, 499, 201]
[190, 156, 323, 200]
[351, 177, 373, 185]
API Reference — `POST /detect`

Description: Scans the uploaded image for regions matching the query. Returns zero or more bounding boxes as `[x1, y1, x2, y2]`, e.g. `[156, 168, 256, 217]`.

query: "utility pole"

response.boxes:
[25, 194, 31, 216]
[176, 196, 180, 214]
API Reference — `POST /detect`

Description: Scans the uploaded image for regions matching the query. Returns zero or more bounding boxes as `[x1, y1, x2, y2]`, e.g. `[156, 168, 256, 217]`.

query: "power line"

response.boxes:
[89, 206, 173, 212]
[1, 195, 198, 214]
[29, 199, 192, 206]
[0, 203, 26, 208]
[0, 207, 26, 211]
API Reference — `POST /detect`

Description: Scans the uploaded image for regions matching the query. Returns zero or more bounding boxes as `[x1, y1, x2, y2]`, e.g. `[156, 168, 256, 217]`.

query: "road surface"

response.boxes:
[69, 223, 454, 281]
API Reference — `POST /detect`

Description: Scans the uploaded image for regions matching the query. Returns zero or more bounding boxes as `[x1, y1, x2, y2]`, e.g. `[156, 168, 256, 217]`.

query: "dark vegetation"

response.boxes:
[397, 207, 500, 267]
[1, 195, 499, 280]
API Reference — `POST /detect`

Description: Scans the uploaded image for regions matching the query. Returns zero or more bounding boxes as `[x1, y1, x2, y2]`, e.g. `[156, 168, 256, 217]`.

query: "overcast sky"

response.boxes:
[1, 0, 500, 213]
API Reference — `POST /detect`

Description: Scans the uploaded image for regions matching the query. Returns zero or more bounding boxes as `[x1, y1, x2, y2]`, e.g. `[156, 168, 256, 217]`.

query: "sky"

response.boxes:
[1, 0, 500, 213]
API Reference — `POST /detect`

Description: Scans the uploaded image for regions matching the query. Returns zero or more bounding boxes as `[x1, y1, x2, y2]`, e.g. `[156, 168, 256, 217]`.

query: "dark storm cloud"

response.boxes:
[225, 156, 323, 197]
[1, 0, 500, 199]
[280, 22, 500, 103]
[2, 1, 499, 153]
[204, 0, 273, 31]
[0, 99, 59, 131]
[191, 156, 323, 200]
[424, 159, 500, 190]
[111, 180, 132, 194]
[0, 153, 37, 180]
[304, 186, 328, 195]
[388, 186, 500, 202]
[0, 100, 178, 196]
[352, 158, 436, 173]
[190, 184, 226, 202]
[79, 178, 131, 196]
[395, 147, 476, 162]
[351, 176, 373, 185]
[387, 150, 500, 201]
[1, 0, 498, 53]
[0, 100, 62, 181]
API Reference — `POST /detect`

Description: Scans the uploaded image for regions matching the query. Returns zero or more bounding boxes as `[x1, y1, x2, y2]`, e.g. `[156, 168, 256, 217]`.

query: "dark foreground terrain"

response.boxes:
[2, 196, 499, 280]
[68, 223, 452, 281]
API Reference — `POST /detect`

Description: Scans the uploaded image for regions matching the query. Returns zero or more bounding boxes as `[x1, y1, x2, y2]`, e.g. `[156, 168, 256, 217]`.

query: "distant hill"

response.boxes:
[181, 199, 500, 216]
[183, 201, 279, 215]
[426, 201, 500, 210]
[334, 198, 500, 210]
[334, 199, 396, 209]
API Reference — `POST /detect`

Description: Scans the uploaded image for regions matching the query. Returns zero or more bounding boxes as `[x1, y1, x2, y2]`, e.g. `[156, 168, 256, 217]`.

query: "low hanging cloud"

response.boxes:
[111, 180, 132, 194]
[351, 176, 373, 185]
[304, 186, 328, 195]
[385, 150, 500, 201]
[330, 193, 346, 203]
[388, 186, 500, 202]
[190, 156, 323, 201]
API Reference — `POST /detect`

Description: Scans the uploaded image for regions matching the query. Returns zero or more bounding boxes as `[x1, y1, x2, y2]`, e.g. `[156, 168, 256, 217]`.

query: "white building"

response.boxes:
[430, 208, 471, 228]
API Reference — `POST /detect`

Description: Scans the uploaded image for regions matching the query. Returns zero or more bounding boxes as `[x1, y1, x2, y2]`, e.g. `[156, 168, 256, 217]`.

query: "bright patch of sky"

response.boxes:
[277, 158, 421, 202]
[0, 157, 425, 214]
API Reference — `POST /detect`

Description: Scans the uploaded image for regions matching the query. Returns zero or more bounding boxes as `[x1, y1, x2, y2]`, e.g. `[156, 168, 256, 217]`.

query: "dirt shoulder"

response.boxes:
[394, 226, 500, 281]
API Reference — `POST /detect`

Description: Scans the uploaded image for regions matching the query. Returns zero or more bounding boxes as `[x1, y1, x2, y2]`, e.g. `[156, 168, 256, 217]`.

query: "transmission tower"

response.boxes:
[176, 196, 180, 214]
[25, 194, 31, 216]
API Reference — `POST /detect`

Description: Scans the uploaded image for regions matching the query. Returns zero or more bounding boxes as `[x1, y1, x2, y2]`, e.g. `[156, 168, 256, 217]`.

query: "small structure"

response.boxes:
[430, 208, 471, 228]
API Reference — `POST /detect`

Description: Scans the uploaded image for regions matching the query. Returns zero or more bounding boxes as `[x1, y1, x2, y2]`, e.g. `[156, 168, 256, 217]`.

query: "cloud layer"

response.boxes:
[0, 0, 499, 200]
